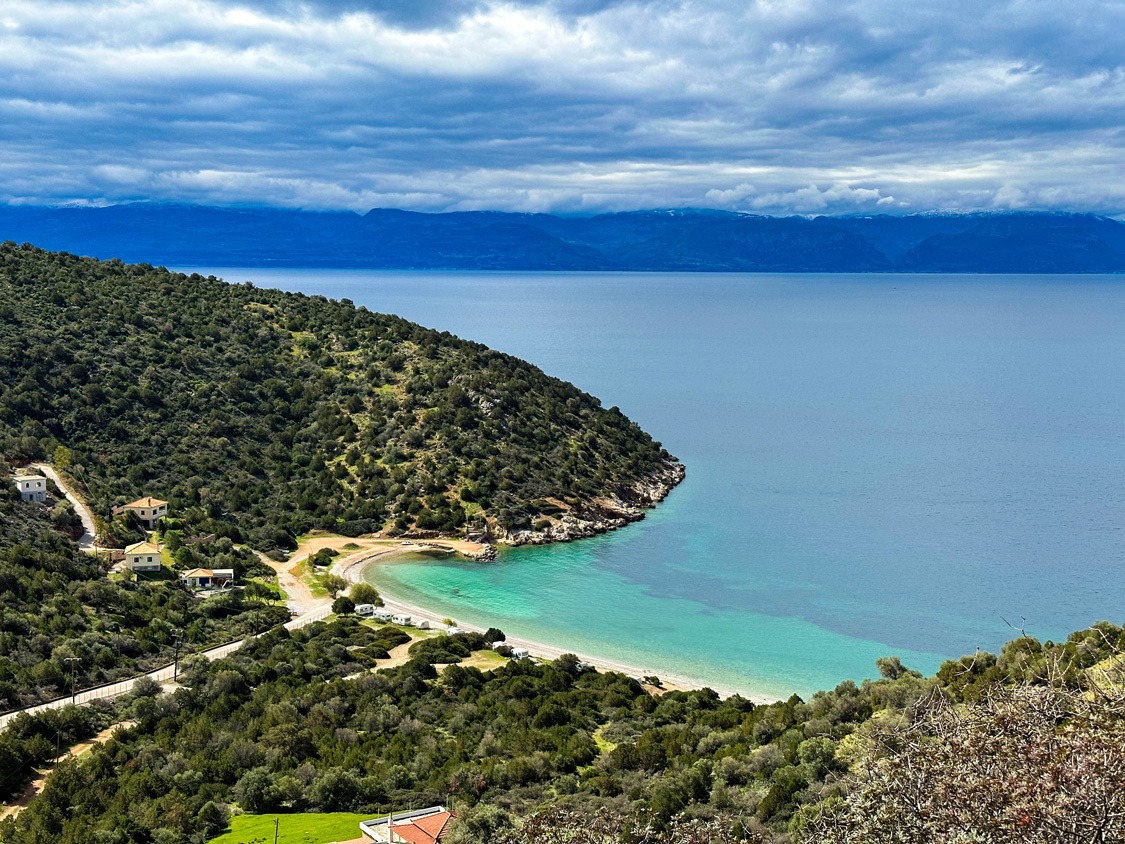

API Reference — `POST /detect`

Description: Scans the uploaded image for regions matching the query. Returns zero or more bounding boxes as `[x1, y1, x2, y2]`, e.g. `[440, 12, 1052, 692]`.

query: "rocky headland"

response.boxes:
[493, 458, 686, 547]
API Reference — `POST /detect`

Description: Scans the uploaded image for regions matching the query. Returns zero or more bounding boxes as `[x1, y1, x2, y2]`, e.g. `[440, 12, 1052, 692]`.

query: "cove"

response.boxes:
[185, 269, 1125, 697]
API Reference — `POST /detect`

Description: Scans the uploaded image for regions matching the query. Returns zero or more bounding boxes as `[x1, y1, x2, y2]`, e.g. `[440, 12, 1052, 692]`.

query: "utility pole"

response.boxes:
[64, 657, 80, 705]
[172, 633, 183, 682]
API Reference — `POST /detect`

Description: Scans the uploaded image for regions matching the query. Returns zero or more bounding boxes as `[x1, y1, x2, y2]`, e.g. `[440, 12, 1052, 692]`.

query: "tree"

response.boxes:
[321, 573, 347, 598]
[332, 596, 355, 616]
[349, 582, 382, 606]
[875, 656, 921, 680]
[233, 766, 282, 813]
[244, 580, 279, 603]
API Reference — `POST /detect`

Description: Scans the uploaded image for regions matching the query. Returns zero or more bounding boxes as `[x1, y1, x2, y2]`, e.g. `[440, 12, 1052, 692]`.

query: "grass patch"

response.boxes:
[593, 725, 617, 755]
[209, 811, 381, 844]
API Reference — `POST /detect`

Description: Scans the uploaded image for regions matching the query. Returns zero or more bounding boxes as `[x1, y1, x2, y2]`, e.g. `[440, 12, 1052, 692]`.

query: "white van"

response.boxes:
[355, 603, 376, 617]
[391, 614, 413, 626]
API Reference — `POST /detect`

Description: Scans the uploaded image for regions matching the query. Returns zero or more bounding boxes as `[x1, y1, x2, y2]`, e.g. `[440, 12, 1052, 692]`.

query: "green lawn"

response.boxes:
[209, 812, 381, 844]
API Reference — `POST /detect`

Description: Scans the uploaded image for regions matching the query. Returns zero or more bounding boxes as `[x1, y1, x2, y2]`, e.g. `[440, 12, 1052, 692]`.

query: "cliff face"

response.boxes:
[494, 459, 686, 546]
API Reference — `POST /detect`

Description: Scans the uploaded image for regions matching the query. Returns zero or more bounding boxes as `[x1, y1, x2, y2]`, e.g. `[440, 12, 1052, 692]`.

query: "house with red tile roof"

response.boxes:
[358, 807, 454, 843]
[117, 496, 168, 528]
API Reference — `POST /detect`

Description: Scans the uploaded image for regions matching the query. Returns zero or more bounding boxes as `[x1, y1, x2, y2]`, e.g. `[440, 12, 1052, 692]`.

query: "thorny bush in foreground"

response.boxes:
[797, 656, 1125, 844]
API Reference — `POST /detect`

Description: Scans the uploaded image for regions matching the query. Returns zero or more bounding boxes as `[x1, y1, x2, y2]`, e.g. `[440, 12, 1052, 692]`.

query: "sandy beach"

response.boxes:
[331, 541, 776, 703]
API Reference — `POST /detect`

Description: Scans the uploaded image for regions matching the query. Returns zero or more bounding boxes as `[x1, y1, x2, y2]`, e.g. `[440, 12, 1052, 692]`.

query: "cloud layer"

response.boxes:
[1, 0, 1122, 214]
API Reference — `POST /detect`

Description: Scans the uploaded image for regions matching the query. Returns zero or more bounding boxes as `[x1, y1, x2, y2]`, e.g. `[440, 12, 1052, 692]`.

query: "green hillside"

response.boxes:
[0, 243, 681, 551]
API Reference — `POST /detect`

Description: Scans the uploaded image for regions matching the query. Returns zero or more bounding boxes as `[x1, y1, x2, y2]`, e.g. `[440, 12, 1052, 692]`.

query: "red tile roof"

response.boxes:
[391, 811, 452, 844]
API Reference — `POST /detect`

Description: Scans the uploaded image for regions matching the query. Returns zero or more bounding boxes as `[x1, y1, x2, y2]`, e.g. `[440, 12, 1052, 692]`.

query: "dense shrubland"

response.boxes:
[0, 611, 1120, 844]
[0, 243, 678, 550]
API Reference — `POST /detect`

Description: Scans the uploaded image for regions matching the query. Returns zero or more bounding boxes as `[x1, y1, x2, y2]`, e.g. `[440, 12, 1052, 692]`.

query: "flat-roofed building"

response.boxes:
[13, 475, 47, 503]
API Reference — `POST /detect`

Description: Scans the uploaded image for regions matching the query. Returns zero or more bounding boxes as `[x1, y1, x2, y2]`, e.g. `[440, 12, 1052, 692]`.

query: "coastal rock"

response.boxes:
[464, 545, 498, 562]
[494, 459, 686, 547]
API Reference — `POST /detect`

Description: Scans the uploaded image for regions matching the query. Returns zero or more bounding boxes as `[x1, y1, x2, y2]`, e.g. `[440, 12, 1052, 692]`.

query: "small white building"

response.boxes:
[124, 540, 163, 573]
[179, 568, 234, 589]
[13, 475, 47, 503]
[119, 496, 168, 529]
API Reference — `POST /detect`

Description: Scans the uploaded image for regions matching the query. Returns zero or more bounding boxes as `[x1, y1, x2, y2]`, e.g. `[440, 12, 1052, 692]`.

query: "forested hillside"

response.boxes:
[0, 243, 681, 551]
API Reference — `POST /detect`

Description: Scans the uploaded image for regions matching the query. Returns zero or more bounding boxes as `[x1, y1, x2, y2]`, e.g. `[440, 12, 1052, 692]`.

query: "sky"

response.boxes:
[0, 0, 1122, 215]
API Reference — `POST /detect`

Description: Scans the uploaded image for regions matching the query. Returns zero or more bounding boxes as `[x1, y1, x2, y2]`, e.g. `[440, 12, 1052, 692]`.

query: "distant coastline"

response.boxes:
[3, 204, 1124, 273]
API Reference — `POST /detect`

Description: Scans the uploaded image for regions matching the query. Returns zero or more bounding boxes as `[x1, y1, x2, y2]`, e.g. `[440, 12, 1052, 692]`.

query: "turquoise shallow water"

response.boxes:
[187, 269, 1125, 698]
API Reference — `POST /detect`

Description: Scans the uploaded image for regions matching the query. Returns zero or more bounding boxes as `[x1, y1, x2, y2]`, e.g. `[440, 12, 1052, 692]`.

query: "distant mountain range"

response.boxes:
[1, 204, 1123, 272]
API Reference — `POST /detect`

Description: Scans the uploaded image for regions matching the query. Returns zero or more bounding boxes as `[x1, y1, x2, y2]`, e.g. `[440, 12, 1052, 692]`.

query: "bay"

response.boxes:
[187, 269, 1125, 698]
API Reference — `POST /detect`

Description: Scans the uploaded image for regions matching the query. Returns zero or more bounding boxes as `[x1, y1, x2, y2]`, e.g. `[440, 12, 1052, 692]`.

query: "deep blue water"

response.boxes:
[190, 269, 1125, 697]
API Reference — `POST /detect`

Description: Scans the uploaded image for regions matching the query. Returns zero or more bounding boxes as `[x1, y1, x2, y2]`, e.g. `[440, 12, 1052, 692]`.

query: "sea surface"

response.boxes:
[188, 269, 1125, 699]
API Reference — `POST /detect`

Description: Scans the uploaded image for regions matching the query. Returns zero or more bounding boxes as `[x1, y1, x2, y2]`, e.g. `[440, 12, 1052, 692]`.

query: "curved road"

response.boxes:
[30, 463, 97, 552]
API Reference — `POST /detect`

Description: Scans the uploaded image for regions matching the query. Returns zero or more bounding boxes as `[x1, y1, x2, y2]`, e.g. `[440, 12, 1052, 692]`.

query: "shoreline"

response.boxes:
[333, 544, 779, 704]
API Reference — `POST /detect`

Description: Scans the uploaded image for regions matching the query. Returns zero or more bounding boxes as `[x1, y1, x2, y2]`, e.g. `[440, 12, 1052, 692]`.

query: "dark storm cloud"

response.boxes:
[0, 0, 1121, 213]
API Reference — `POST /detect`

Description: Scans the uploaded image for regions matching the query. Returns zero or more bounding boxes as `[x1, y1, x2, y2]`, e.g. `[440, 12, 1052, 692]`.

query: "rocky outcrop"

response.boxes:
[463, 544, 499, 562]
[493, 459, 686, 547]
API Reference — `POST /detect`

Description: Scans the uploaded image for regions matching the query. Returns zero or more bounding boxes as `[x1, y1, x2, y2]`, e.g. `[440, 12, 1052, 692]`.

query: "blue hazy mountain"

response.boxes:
[0, 204, 1122, 272]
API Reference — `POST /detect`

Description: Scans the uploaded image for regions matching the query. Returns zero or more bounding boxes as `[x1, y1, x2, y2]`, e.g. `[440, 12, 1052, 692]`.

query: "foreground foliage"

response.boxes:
[797, 675, 1125, 843]
[1, 615, 1122, 844]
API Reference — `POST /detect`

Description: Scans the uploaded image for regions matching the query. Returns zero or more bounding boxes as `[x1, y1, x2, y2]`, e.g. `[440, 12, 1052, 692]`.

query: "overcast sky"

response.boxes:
[1, 0, 1122, 215]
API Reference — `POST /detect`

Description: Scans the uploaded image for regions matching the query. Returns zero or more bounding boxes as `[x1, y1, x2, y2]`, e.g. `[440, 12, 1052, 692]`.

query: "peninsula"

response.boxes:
[0, 242, 683, 556]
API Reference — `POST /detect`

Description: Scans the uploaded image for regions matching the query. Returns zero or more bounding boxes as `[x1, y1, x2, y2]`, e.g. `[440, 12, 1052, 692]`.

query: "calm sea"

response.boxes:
[188, 269, 1125, 699]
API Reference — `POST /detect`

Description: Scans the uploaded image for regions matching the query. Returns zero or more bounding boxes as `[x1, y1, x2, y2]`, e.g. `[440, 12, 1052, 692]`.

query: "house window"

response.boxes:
[147, 556, 153, 562]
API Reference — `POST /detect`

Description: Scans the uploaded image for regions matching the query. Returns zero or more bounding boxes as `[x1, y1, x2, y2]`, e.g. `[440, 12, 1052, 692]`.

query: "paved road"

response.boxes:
[30, 463, 97, 552]
[0, 602, 332, 731]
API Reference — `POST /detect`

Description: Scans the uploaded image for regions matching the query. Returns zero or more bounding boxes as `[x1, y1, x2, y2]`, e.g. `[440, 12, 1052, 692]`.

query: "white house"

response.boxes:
[124, 540, 163, 573]
[179, 568, 234, 589]
[119, 496, 168, 529]
[13, 475, 47, 503]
